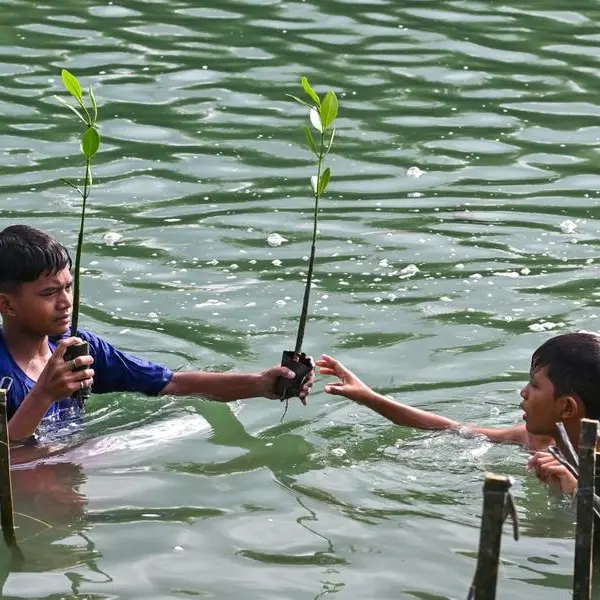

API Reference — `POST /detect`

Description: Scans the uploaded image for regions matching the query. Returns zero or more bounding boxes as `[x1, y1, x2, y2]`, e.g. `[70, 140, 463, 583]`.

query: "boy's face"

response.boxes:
[0, 268, 73, 336]
[520, 366, 566, 436]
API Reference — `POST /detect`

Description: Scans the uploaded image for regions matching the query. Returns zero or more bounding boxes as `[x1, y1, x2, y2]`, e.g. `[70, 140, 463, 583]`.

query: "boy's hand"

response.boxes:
[526, 451, 578, 495]
[259, 360, 315, 404]
[316, 354, 371, 403]
[33, 337, 95, 402]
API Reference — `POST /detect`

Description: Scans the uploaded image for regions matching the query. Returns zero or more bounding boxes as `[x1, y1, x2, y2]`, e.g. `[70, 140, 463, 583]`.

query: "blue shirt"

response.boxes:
[0, 329, 173, 434]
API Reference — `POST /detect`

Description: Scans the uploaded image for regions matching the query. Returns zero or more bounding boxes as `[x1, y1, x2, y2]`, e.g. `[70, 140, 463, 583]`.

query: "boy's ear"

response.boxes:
[0, 292, 17, 317]
[561, 395, 582, 420]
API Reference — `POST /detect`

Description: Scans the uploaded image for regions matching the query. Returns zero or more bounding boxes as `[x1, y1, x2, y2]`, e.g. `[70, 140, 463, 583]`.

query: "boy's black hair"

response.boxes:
[531, 332, 600, 420]
[0, 225, 71, 292]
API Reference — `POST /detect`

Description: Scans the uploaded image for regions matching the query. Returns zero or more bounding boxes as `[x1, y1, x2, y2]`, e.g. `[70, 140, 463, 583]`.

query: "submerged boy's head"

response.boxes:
[521, 332, 600, 436]
[0, 225, 73, 335]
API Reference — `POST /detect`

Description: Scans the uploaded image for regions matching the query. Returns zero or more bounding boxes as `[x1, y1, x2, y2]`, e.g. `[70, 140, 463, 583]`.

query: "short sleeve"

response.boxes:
[79, 330, 173, 396]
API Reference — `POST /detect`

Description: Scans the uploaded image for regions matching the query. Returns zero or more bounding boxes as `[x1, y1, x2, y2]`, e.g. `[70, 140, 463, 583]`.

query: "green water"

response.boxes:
[1, 0, 599, 597]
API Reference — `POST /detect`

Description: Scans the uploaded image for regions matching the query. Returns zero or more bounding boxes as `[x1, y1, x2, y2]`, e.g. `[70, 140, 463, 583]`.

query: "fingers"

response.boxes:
[280, 367, 295, 380]
[69, 355, 94, 370]
[526, 451, 553, 471]
[68, 369, 95, 392]
[318, 354, 353, 379]
[324, 383, 346, 395]
[318, 367, 336, 376]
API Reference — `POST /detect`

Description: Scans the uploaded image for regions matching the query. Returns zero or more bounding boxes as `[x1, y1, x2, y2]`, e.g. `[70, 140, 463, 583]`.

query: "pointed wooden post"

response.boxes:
[468, 473, 517, 600]
[573, 418, 598, 600]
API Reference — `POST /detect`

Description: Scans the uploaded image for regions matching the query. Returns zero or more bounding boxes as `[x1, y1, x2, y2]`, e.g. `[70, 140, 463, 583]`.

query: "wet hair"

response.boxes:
[0, 225, 71, 292]
[531, 332, 600, 420]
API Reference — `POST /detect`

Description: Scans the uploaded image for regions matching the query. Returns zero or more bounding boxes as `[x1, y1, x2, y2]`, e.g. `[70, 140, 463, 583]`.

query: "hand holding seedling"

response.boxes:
[274, 77, 338, 409]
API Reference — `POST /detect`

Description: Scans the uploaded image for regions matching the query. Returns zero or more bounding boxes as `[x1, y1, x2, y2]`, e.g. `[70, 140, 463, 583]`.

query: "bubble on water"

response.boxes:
[378, 258, 391, 268]
[399, 264, 420, 279]
[520, 267, 531, 275]
[529, 321, 564, 332]
[206, 258, 219, 266]
[469, 273, 483, 280]
[267, 233, 288, 247]
[103, 232, 123, 246]
[559, 219, 577, 234]
[406, 166, 424, 178]
[173, 546, 184, 552]
[331, 447, 346, 457]
[275, 299, 286, 307]
[494, 271, 519, 278]
[147, 312, 159, 320]
[455, 263, 465, 270]
[272, 259, 282, 267]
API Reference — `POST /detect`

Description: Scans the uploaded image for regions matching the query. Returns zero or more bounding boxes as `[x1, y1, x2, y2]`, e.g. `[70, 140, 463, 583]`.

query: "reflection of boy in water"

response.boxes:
[7, 447, 91, 575]
[317, 332, 600, 497]
[0, 225, 314, 443]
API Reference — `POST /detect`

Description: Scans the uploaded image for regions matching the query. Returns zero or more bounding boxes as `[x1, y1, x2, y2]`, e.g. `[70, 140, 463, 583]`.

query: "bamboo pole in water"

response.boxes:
[468, 473, 516, 600]
[573, 418, 598, 600]
[0, 377, 22, 563]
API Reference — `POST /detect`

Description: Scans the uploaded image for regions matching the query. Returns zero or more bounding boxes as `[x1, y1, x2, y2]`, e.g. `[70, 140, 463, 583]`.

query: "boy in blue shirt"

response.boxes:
[0, 225, 313, 443]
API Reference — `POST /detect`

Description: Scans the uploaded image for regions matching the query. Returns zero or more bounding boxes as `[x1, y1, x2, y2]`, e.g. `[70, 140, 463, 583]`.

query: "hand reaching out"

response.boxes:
[315, 354, 372, 403]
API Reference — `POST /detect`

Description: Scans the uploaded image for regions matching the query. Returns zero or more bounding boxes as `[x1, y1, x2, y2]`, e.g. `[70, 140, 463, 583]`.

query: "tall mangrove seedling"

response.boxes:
[274, 77, 338, 404]
[55, 69, 101, 402]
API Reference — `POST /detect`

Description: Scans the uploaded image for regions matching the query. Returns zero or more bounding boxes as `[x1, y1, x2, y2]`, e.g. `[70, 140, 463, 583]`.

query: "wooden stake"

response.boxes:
[469, 473, 516, 600]
[573, 418, 598, 600]
[0, 377, 22, 564]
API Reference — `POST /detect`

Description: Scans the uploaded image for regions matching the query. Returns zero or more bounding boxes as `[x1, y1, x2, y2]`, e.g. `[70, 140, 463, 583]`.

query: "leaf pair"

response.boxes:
[288, 77, 338, 131]
[56, 69, 100, 160]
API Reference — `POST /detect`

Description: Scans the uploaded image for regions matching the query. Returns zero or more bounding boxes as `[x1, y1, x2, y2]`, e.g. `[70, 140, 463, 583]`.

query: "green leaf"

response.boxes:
[325, 126, 336, 157]
[286, 94, 312, 108]
[318, 167, 331, 196]
[303, 125, 319, 157]
[61, 69, 83, 102]
[302, 76, 320, 107]
[54, 95, 87, 125]
[320, 91, 338, 131]
[81, 127, 100, 159]
[89, 85, 98, 125]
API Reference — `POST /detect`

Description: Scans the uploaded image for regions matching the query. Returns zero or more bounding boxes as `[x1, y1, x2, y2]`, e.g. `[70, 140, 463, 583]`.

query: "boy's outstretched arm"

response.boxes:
[316, 354, 550, 451]
[160, 364, 314, 403]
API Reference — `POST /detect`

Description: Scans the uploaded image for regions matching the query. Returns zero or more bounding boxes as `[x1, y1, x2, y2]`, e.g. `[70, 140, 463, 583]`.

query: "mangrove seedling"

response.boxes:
[55, 69, 101, 403]
[274, 77, 338, 405]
